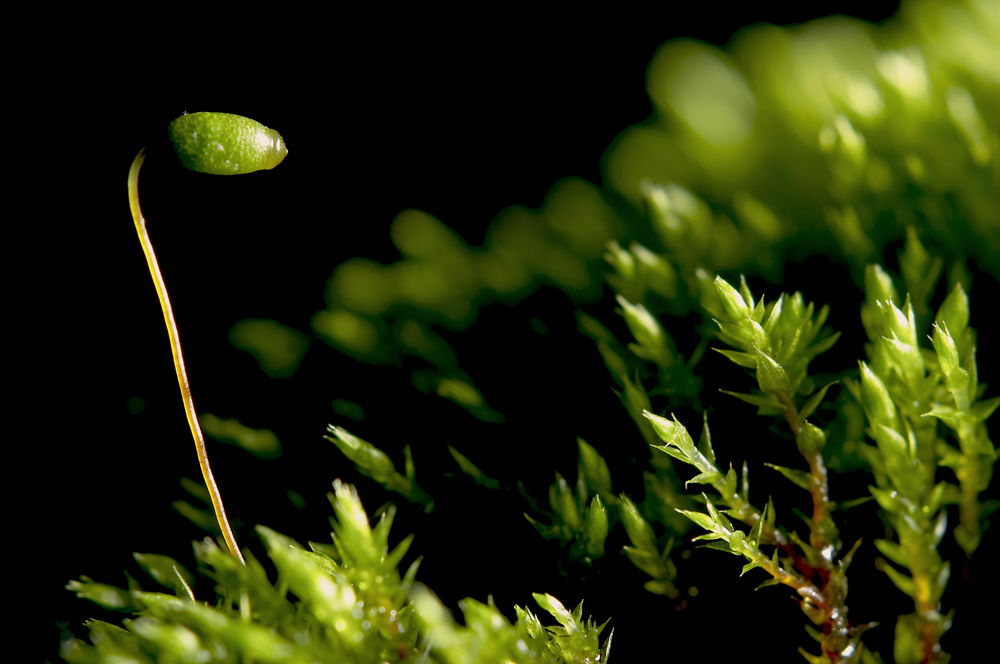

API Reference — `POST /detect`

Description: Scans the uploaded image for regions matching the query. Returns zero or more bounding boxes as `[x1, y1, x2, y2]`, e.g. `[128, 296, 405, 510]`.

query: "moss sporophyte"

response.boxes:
[127, 112, 289, 563]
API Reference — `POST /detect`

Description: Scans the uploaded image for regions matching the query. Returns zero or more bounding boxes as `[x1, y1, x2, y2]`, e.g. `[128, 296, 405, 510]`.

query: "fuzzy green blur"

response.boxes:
[168, 112, 287, 175]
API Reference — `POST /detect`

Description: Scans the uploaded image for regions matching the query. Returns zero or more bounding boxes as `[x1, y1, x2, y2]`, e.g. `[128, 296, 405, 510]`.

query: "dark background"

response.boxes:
[41, 3, 997, 661]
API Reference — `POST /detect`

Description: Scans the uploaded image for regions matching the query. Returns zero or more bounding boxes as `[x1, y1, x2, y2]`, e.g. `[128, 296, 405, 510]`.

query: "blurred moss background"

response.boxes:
[43, 1, 999, 661]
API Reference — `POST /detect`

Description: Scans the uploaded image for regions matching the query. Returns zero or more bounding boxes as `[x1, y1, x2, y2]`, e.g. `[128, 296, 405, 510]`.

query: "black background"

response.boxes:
[39, 3, 998, 661]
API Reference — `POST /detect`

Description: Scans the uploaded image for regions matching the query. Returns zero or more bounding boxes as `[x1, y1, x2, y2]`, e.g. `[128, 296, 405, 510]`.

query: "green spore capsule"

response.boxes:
[168, 112, 288, 175]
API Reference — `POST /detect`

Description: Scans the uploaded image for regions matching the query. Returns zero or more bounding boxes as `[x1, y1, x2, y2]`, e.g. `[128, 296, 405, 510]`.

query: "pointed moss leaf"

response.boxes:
[932, 510, 948, 547]
[715, 275, 749, 320]
[925, 481, 948, 515]
[755, 576, 783, 591]
[514, 603, 544, 637]
[79, 620, 140, 656]
[800, 382, 838, 420]
[807, 331, 840, 358]
[765, 496, 778, 532]
[524, 512, 566, 541]
[550, 472, 581, 530]
[677, 509, 719, 533]
[882, 563, 918, 599]
[749, 500, 768, 548]
[799, 648, 831, 664]
[874, 539, 909, 567]
[403, 444, 417, 482]
[372, 504, 396, 549]
[858, 362, 899, 429]
[697, 414, 716, 465]
[686, 470, 722, 489]
[258, 526, 359, 628]
[971, 396, 1000, 423]
[875, 423, 911, 461]
[748, 318, 767, 349]
[622, 546, 664, 577]
[533, 593, 578, 632]
[936, 561, 951, 595]
[763, 294, 785, 334]
[740, 559, 760, 576]
[869, 486, 900, 513]
[617, 295, 676, 367]
[838, 539, 863, 574]
[172, 500, 222, 535]
[690, 530, 723, 543]
[129, 618, 208, 661]
[133, 553, 195, 593]
[386, 533, 415, 570]
[179, 476, 211, 503]
[296, 549, 340, 579]
[578, 438, 613, 499]
[756, 349, 791, 394]
[326, 428, 435, 512]
[585, 496, 609, 556]
[923, 406, 963, 431]
[66, 578, 134, 611]
[765, 464, 813, 491]
[865, 264, 899, 308]
[643, 411, 695, 453]
[931, 323, 961, 377]
[715, 321, 749, 348]
[652, 444, 691, 463]
[900, 227, 942, 300]
[935, 283, 969, 337]
[717, 348, 758, 368]
[698, 539, 734, 551]
[256, 524, 303, 552]
[837, 496, 875, 513]
[174, 566, 196, 601]
[329, 480, 383, 568]
[620, 495, 657, 551]
[200, 412, 282, 458]
[707, 498, 734, 531]
[326, 425, 395, 477]
[724, 465, 738, 497]
[193, 537, 287, 619]
[879, 298, 916, 346]
[401, 557, 422, 596]
[619, 373, 653, 421]
[720, 390, 783, 411]
[790, 506, 811, 527]
[704, 499, 724, 525]
[601, 627, 615, 663]
[739, 276, 755, 312]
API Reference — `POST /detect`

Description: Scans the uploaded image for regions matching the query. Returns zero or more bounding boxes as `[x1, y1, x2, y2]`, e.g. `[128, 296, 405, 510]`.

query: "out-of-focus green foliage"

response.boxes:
[219, 1, 996, 427]
[312, 181, 625, 422]
[608, 0, 999, 279]
[200, 413, 282, 458]
[309, 0, 999, 430]
[228, 319, 311, 379]
[64, 481, 611, 663]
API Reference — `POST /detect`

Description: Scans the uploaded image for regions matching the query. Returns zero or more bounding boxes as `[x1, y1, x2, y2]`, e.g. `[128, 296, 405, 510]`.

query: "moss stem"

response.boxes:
[128, 149, 245, 564]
